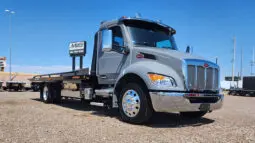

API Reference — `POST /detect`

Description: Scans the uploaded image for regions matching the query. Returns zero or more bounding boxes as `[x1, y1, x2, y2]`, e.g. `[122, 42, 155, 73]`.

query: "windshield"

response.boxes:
[125, 21, 177, 50]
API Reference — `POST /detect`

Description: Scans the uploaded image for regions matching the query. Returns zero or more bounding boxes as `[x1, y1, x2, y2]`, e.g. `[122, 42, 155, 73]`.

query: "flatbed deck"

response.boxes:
[29, 68, 91, 82]
[228, 88, 255, 96]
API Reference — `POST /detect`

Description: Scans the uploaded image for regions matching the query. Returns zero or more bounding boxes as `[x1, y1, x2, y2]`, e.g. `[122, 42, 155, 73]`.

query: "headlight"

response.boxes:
[148, 73, 177, 88]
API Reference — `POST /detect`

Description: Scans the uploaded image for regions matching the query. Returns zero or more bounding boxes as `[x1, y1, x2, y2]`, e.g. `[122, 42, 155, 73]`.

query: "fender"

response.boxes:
[114, 60, 185, 91]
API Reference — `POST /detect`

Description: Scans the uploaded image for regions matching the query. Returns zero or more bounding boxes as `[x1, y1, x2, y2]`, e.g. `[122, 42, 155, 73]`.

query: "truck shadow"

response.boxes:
[146, 112, 214, 128]
[31, 98, 215, 128]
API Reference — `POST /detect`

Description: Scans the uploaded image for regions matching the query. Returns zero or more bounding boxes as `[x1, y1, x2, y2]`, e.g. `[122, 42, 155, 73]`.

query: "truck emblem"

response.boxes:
[204, 63, 209, 68]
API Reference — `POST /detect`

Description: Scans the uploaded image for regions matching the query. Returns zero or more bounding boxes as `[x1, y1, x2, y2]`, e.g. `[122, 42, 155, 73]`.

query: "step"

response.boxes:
[95, 88, 113, 98]
[90, 102, 104, 107]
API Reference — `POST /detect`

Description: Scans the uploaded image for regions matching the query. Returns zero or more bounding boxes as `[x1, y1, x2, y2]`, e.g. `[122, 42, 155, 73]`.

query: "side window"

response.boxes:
[111, 26, 124, 51]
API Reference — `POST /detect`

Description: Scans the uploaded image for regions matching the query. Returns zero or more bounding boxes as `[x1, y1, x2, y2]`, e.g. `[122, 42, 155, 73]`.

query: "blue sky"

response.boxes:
[0, 0, 255, 81]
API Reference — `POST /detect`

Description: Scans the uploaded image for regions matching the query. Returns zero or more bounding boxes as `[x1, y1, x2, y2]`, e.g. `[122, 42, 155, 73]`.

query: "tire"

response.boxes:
[40, 84, 53, 103]
[33, 85, 40, 92]
[20, 86, 26, 92]
[39, 86, 44, 100]
[53, 83, 62, 104]
[180, 111, 207, 118]
[118, 83, 152, 124]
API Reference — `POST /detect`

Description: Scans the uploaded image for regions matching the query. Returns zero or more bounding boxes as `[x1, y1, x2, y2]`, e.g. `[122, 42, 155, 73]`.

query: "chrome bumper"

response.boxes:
[149, 92, 223, 113]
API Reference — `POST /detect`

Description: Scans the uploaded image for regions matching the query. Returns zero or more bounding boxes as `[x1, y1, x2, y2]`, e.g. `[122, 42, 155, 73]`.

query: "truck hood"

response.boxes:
[135, 47, 205, 61]
[134, 47, 212, 77]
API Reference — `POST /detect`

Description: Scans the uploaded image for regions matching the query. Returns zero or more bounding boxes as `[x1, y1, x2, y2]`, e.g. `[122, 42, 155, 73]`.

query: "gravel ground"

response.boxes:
[0, 92, 254, 143]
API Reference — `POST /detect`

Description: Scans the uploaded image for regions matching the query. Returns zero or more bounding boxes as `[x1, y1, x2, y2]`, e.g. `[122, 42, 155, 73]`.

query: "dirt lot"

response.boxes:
[0, 92, 254, 143]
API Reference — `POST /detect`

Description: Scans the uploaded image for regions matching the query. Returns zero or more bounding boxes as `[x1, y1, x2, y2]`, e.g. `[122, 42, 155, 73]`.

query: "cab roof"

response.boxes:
[99, 17, 176, 34]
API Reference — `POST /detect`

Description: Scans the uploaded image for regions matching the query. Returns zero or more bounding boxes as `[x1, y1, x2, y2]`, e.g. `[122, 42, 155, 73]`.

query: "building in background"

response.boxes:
[0, 57, 6, 72]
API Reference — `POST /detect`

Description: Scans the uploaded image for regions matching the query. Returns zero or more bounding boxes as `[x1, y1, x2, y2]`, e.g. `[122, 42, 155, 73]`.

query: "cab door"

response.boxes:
[97, 26, 127, 84]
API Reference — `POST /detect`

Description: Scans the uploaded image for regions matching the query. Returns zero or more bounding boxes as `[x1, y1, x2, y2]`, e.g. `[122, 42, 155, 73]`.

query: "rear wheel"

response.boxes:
[118, 83, 152, 124]
[53, 83, 62, 104]
[180, 111, 207, 118]
[41, 84, 52, 103]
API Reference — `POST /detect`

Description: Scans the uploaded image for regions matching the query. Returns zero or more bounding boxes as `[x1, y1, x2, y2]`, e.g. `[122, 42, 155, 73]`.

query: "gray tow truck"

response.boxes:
[29, 16, 223, 124]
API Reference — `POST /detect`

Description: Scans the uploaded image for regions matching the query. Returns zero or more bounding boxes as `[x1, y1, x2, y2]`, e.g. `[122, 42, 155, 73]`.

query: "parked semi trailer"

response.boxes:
[29, 17, 223, 124]
[228, 76, 255, 96]
[6, 81, 26, 91]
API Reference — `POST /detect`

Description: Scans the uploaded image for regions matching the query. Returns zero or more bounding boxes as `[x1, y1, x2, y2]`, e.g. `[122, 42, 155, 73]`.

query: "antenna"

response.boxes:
[135, 13, 141, 18]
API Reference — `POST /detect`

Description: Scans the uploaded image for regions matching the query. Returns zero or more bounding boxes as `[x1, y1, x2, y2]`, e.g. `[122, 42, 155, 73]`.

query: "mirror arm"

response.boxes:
[112, 44, 129, 55]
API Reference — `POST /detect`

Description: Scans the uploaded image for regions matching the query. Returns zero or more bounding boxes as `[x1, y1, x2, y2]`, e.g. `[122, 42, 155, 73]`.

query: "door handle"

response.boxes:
[100, 75, 107, 79]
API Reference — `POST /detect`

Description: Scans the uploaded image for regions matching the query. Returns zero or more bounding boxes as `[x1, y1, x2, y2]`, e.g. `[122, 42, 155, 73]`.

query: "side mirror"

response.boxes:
[186, 46, 190, 53]
[102, 29, 112, 52]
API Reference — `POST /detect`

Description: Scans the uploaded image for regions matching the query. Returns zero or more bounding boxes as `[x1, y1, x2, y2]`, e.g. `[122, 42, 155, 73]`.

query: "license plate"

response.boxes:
[199, 103, 210, 111]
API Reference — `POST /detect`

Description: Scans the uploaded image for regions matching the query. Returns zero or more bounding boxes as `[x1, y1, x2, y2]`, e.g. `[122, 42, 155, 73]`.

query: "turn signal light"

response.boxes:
[148, 74, 164, 81]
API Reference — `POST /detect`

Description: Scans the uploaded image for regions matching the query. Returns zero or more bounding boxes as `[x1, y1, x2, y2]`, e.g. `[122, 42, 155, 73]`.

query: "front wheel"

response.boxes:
[180, 111, 207, 118]
[118, 83, 152, 124]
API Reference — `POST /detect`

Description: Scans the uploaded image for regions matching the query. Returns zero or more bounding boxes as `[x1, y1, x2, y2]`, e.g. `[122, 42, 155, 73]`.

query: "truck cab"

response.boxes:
[31, 17, 223, 124]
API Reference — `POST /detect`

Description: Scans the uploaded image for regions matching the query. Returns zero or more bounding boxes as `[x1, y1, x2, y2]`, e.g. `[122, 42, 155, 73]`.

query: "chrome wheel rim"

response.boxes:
[43, 86, 48, 101]
[122, 89, 140, 117]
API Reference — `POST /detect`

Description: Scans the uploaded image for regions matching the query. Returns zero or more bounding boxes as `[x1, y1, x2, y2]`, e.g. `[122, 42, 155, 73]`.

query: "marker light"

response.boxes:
[136, 53, 144, 59]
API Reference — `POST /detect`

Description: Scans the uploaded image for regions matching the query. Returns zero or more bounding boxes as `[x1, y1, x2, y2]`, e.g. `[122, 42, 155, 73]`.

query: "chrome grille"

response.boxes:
[186, 61, 219, 91]
[187, 65, 196, 89]
[215, 69, 219, 88]
[197, 66, 205, 90]
[206, 67, 213, 89]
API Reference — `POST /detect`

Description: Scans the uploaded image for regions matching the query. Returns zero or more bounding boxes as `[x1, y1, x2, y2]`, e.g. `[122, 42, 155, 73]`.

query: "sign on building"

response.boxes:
[0, 57, 6, 72]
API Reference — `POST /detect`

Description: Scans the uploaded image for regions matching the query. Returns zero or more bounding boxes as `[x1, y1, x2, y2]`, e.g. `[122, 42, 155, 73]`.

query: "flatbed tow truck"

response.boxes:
[228, 76, 255, 96]
[29, 16, 223, 124]
[5, 81, 26, 91]
[0, 81, 3, 91]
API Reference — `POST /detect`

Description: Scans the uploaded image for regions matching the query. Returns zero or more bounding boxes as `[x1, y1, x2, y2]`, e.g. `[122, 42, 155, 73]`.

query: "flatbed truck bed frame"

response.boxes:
[30, 68, 90, 83]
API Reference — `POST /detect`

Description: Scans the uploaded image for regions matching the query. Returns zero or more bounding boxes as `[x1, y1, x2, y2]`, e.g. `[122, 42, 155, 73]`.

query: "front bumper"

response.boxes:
[149, 91, 223, 113]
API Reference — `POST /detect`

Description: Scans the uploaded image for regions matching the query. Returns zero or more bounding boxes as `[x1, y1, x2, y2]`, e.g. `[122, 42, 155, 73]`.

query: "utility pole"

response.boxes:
[237, 72, 240, 88]
[240, 47, 243, 79]
[231, 36, 236, 86]
[251, 47, 255, 75]
[5, 9, 15, 81]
